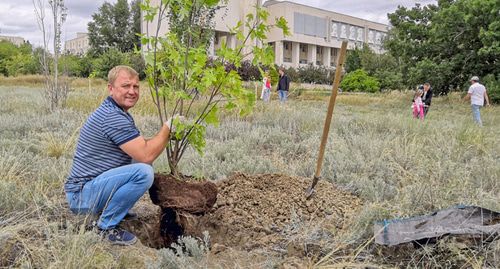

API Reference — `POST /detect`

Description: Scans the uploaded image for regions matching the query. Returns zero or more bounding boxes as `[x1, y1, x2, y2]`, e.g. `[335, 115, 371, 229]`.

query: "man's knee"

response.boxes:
[132, 163, 154, 188]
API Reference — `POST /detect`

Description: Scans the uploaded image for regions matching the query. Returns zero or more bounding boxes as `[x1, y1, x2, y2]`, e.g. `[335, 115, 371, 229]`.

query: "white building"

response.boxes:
[64, 33, 90, 55]
[142, 0, 388, 68]
[265, 0, 388, 68]
[0, 35, 25, 46]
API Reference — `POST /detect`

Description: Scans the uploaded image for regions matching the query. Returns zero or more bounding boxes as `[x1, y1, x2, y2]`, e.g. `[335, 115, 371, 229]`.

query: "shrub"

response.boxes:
[483, 74, 500, 104]
[297, 64, 333, 85]
[340, 69, 380, 92]
[92, 48, 131, 79]
[237, 60, 262, 81]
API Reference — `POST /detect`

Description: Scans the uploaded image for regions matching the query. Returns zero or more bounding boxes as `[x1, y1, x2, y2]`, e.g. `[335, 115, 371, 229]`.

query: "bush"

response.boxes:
[237, 60, 261, 81]
[92, 48, 131, 79]
[297, 64, 333, 85]
[483, 74, 500, 104]
[340, 69, 380, 93]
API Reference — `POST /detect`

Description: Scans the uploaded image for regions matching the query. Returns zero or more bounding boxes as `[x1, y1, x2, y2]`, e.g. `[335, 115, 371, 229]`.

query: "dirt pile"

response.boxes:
[183, 173, 363, 252]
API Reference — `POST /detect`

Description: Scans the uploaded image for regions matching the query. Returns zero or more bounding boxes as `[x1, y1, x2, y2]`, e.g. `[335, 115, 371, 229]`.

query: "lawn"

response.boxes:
[0, 83, 499, 268]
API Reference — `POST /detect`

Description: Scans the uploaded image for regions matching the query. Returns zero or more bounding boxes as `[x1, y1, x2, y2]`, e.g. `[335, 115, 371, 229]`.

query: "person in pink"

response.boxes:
[412, 89, 425, 120]
[260, 74, 271, 102]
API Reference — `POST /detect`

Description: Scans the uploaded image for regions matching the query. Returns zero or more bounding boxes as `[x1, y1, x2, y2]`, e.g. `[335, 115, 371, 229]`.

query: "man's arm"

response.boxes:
[484, 90, 490, 106]
[285, 76, 290, 91]
[463, 93, 471, 101]
[424, 90, 433, 106]
[120, 124, 170, 164]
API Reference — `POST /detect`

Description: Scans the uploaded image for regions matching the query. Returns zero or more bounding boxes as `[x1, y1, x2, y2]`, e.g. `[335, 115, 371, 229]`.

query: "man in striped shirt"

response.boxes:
[65, 66, 178, 245]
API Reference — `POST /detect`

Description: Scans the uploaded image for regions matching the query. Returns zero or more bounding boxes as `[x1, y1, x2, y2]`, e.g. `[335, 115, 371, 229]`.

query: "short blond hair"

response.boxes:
[107, 65, 139, 85]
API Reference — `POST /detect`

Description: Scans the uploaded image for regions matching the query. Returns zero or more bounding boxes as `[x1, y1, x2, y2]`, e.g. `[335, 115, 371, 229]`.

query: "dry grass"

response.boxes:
[0, 85, 499, 267]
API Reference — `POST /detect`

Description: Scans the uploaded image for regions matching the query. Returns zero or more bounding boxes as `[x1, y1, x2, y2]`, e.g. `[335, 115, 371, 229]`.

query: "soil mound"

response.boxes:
[184, 173, 363, 251]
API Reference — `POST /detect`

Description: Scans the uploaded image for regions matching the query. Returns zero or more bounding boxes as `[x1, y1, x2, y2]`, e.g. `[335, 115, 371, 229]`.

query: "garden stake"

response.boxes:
[306, 41, 348, 199]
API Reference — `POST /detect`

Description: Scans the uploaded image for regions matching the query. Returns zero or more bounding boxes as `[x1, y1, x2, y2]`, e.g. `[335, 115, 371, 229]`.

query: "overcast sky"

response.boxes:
[0, 0, 436, 51]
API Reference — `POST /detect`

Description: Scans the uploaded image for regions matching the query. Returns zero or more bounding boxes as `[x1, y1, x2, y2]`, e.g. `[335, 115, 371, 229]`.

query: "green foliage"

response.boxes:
[141, 0, 289, 175]
[386, 0, 500, 94]
[483, 74, 500, 104]
[87, 0, 141, 54]
[297, 64, 334, 85]
[92, 48, 132, 78]
[357, 45, 403, 91]
[0, 41, 39, 77]
[340, 69, 380, 93]
[345, 48, 362, 73]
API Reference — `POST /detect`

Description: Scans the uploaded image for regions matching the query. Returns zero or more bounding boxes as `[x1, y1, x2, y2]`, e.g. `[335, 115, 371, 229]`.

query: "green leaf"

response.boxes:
[204, 106, 219, 126]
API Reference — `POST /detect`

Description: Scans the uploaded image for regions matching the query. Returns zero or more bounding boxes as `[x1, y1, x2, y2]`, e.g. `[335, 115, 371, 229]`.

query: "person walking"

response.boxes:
[65, 65, 182, 245]
[421, 82, 433, 116]
[261, 73, 271, 102]
[464, 76, 490, 126]
[412, 89, 425, 120]
[276, 68, 290, 103]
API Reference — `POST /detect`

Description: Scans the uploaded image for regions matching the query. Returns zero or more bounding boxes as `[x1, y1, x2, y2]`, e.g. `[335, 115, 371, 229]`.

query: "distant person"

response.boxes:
[464, 76, 490, 126]
[421, 82, 433, 116]
[412, 88, 425, 120]
[261, 73, 271, 102]
[65, 65, 182, 246]
[277, 68, 290, 103]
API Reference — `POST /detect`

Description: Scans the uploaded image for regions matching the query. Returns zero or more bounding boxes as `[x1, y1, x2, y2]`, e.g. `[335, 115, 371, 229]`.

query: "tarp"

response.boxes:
[374, 205, 500, 246]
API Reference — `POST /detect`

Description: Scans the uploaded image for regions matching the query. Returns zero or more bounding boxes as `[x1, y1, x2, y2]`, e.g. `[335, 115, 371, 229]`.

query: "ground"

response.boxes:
[0, 78, 499, 268]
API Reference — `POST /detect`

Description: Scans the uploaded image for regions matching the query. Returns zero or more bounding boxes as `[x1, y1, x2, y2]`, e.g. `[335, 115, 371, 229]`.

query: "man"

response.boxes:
[421, 82, 433, 116]
[276, 68, 290, 103]
[65, 66, 179, 245]
[464, 76, 490, 126]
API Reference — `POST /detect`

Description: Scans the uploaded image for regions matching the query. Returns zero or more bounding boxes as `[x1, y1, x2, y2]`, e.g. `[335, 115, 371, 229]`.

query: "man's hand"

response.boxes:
[165, 114, 186, 133]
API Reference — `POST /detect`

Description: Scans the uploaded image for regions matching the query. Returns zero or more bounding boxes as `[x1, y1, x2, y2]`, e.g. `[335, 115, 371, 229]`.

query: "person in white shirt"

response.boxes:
[464, 76, 490, 126]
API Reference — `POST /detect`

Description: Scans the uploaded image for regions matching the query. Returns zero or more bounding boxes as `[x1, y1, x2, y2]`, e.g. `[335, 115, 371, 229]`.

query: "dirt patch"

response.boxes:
[129, 172, 362, 262]
[183, 173, 363, 254]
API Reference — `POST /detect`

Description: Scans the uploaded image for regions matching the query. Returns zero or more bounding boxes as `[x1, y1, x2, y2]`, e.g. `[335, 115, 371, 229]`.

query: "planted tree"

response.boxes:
[141, 0, 289, 177]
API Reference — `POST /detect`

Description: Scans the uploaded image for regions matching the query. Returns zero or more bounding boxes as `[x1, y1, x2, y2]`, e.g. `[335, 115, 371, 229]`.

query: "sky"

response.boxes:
[0, 0, 436, 51]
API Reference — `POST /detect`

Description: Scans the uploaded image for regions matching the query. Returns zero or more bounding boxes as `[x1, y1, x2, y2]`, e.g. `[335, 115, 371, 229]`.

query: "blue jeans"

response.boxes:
[471, 104, 482, 126]
[66, 163, 154, 229]
[278, 90, 288, 103]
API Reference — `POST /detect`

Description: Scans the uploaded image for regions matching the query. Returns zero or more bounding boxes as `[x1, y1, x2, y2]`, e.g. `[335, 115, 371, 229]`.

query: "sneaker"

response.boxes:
[98, 227, 138, 246]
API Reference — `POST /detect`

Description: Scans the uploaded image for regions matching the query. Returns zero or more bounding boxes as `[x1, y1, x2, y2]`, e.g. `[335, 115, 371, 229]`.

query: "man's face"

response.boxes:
[108, 70, 140, 111]
[279, 70, 284, 76]
[424, 84, 430, 91]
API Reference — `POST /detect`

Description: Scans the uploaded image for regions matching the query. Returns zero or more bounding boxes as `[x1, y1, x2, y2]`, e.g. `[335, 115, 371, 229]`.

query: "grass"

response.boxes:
[0, 84, 499, 268]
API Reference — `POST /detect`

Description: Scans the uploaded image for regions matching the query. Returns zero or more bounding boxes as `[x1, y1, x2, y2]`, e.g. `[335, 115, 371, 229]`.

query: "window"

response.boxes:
[284, 41, 291, 50]
[300, 44, 307, 53]
[294, 12, 327, 38]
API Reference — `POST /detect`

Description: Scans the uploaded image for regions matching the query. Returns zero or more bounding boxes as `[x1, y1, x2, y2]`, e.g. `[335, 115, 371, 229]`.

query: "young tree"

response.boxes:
[33, 0, 69, 111]
[141, 0, 289, 176]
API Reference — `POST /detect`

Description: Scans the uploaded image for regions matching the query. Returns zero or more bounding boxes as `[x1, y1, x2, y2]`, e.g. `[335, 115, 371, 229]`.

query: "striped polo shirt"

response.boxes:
[65, 96, 140, 192]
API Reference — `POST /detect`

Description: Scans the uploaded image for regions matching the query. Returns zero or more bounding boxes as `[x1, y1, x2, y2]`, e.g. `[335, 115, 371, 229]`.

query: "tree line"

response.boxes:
[1, 0, 498, 103]
[341, 0, 499, 102]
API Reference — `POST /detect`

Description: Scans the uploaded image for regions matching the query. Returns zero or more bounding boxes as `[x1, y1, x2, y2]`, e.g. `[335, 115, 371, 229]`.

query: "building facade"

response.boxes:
[64, 33, 90, 55]
[0, 35, 25, 46]
[264, 0, 388, 68]
[142, 0, 388, 68]
[141, 0, 261, 59]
